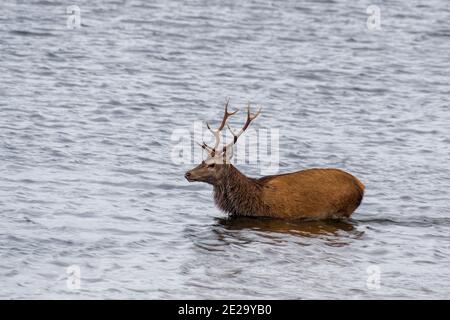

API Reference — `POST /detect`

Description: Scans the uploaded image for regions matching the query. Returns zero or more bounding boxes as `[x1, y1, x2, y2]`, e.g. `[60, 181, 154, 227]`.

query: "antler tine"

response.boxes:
[223, 104, 262, 154]
[217, 99, 238, 131]
[196, 141, 215, 153]
[205, 99, 238, 156]
[242, 103, 262, 131]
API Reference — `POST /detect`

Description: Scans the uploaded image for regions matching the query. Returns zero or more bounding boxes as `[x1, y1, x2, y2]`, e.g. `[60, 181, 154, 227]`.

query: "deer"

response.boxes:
[185, 101, 365, 220]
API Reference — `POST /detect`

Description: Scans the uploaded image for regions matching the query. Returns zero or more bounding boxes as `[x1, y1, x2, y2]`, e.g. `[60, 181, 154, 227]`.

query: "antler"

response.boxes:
[223, 103, 262, 154]
[198, 101, 262, 161]
[203, 99, 237, 157]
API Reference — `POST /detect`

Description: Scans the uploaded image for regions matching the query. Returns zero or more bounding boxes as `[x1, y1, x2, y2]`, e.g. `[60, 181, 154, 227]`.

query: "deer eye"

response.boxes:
[207, 163, 215, 168]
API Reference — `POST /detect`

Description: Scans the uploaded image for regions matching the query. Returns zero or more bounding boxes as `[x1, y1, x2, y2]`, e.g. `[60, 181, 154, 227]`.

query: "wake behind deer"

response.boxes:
[185, 102, 365, 219]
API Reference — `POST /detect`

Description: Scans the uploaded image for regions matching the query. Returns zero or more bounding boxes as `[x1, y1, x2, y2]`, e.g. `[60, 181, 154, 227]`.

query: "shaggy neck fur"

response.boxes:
[213, 165, 266, 216]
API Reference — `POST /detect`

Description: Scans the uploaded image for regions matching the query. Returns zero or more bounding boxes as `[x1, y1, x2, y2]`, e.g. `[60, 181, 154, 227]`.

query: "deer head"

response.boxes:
[185, 100, 262, 185]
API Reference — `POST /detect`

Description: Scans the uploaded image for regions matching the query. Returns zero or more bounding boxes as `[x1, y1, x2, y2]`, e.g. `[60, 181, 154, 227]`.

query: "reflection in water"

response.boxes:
[184, 216, 364, 252]
[215, 216, 359, 238]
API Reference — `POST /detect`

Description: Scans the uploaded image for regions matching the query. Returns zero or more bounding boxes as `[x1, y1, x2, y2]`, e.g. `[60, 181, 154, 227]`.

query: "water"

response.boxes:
[1, 0, 449, 299]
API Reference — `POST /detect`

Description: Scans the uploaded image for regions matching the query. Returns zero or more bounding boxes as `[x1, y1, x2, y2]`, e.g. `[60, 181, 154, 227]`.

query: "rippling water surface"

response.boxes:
[1, 0, 449, 299]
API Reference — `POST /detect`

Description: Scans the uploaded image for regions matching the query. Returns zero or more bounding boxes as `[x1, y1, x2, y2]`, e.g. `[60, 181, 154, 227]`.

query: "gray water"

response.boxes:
[1, 0, 449, 299]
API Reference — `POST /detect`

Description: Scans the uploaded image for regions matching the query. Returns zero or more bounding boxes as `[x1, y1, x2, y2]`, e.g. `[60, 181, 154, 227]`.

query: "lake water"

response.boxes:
[0, 0, 449, 299]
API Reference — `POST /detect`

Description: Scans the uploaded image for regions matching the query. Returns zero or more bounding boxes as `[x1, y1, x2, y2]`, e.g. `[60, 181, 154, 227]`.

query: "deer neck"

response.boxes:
[213, 165, 264, 216]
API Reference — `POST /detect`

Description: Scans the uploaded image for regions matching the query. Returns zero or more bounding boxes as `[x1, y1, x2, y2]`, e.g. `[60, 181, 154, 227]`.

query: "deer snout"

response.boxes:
[184, 171, 193, 181]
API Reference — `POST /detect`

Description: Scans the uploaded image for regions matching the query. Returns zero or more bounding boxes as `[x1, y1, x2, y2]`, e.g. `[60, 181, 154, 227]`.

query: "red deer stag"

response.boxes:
[185, 102, 365, 219]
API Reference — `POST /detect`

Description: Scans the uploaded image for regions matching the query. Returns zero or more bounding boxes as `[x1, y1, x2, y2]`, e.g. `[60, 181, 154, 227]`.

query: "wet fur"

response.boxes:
[213, 165, 364, 219]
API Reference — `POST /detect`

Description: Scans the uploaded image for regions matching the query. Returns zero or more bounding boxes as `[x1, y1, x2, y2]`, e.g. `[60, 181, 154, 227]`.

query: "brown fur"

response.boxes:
[186, 163, 364, 219]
